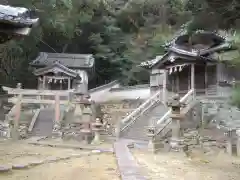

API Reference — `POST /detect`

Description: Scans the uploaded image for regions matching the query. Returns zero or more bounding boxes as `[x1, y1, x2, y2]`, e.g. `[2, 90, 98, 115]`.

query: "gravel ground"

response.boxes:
[0, 141, 120, 180]
[132, 149, 240, 180]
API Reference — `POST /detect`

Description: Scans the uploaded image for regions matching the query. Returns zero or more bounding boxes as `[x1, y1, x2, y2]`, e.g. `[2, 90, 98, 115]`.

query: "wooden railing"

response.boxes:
[154, 89, 195, 136]
[116, 90, 163, 137]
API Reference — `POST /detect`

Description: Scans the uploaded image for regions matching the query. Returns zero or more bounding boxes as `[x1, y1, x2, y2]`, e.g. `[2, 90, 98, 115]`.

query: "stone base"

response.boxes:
[62, 133, 82, 141]
[52, 123, 62, 138]
[0, 122, 11, 138]
[52, 130, 62, 138]
[148, 139, 165, 153]
[169, 138, 186, 152]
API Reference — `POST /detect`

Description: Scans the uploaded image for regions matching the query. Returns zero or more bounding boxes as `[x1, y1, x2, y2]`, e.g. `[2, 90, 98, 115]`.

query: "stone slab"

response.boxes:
[114, 140, 147, 180]
[27, 141, 114, 152]
[12, 164, 29, 169]
[0, 165, 12, 173]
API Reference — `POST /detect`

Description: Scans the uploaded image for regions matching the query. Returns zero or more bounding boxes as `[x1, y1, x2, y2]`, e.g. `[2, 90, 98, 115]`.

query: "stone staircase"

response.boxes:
[121, 102, 168, 141]
[206, 85, 217, 96]
[118, 89, 196, 142]
[30, 108, 54, 136]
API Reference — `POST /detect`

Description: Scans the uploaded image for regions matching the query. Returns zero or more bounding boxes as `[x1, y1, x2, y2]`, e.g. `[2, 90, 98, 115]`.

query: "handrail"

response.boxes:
[28, 108, 41, 132]
[122, 90, 162, 124]
[5, 104, 18, 120]
[117, 90, 162, 135]
[155, 89, 195, 135]
[156, 89, 194, 125]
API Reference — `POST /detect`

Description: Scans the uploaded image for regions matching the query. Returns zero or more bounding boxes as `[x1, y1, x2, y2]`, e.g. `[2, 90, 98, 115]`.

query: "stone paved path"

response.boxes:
[114, 139, 147, 180]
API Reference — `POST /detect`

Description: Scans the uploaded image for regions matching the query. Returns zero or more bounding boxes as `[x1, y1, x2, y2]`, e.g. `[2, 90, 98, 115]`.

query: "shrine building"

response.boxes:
[30, 52, 95, 93]
[140, 30, 240, 100]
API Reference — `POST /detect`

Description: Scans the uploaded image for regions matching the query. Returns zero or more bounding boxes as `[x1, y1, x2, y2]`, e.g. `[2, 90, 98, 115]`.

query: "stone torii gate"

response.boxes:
[3, 83, 73, 140]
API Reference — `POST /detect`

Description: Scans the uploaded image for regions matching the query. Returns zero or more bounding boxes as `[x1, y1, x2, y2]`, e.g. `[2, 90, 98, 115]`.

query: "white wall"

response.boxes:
[93, 87, 151, 102]
[90, 81, 120, 101]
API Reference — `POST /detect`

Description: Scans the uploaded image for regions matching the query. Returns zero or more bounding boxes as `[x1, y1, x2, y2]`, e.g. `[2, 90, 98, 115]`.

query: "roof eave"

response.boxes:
[33, 62, 78, 77]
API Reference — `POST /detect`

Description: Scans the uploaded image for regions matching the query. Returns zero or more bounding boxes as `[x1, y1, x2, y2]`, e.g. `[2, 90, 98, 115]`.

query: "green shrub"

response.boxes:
[231, 85, 240, 108]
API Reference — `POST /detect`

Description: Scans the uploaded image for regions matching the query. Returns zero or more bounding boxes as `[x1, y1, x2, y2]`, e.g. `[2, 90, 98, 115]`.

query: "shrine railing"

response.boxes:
[116, 90, 163, 137]
[154, 88, 195, 137]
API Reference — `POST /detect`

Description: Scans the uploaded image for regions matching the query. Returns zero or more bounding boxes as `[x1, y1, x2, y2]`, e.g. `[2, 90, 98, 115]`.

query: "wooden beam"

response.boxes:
[8, 97, 69, 105]
[2, 86, 74, 96]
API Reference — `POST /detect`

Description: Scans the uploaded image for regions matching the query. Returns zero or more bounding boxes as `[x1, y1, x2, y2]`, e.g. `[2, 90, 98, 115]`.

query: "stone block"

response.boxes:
[0, 165, 12, 173]
[12, 164, 29, 170]
[28, 160, 44, 166]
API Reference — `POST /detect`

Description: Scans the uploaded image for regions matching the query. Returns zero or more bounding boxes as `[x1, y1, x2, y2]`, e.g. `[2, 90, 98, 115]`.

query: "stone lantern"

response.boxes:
[167, 94, 185, 114]
[80, 101, 93, 144]
[91, 118, 103, 144]
[62, 90, 92, 141]
[167, 94, 185, 151]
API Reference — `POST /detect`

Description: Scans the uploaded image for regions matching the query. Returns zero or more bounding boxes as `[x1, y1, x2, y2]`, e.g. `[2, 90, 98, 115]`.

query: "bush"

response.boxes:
[231, 85, 240, 108]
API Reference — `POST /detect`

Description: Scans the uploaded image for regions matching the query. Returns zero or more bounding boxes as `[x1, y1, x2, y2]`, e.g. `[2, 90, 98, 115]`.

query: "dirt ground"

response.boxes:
[133, 149, 240, 180]
[0, 140, 120, 180]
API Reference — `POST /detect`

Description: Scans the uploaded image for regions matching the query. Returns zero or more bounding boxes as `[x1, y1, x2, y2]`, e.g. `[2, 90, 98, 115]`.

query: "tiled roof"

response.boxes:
[139, 28, 235, 69]
[164, 21, 229, 48]
[139, 55, 165, 68]
[0, 5, 39, 43]
[30, 52, 94, 69]
[0, 5, 39, 28]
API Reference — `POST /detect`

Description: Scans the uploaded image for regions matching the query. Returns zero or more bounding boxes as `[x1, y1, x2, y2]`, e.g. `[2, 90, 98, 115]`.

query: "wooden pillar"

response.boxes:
[191, 64, 195, 95]
[176, 72, 179, 93]
[162, 69, 167, 104]
[216, 63, 221, 96]
[55, 94, 60, 122]
[43, 76, 46, 90]
[68, 77, 71, 90]
[205, 64, 208, 95]
[12, 83, 22, 140]
[60, 78, 62, 90]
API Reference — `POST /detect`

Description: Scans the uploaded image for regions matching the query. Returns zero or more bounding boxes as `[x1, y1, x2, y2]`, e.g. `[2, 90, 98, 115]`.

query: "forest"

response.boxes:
[1, 0, 240, 89]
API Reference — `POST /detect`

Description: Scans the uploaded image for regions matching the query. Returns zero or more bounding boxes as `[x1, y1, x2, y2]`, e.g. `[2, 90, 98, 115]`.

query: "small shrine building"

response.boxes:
[30, 52, 95, 93]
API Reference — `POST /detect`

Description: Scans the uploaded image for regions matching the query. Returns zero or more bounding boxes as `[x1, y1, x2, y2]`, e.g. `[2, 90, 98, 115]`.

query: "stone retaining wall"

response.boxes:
[100, 100, 143, 125]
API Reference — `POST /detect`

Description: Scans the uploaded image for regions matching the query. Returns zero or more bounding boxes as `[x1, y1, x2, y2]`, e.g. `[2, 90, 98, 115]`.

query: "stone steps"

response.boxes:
[121, 102, 168, 141]
[30, 108, 54, 137]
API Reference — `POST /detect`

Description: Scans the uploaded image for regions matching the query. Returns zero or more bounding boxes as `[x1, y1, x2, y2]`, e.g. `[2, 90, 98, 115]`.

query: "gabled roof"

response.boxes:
[30, 52, 94, 69]
[33, 61, 78, 77]
[139, 51, 216, 69]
